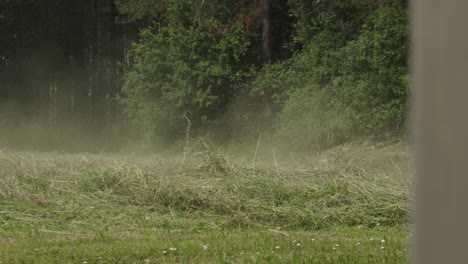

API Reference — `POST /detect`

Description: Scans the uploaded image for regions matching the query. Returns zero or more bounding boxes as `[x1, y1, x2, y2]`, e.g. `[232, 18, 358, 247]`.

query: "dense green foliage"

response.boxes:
[122, 0, 408, 148]
[0, 0, 408, 151]
[267, 4, 408, 148]
[122, 1, 258, 141]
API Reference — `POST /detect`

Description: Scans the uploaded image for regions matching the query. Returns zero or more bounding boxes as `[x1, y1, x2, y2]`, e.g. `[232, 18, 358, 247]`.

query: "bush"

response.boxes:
[121, 1, 257, 144]
[251, 4, 408, 149]
[121, 1, 408, 148]
[330, 4, 408, 134]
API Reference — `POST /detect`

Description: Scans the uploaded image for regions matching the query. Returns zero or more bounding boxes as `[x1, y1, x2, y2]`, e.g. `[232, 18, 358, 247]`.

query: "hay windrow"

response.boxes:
[0, 142, 410, 231]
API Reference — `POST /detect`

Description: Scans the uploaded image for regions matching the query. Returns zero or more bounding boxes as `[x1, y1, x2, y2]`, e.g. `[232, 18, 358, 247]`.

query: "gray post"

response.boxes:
[413, 1, 468, 263]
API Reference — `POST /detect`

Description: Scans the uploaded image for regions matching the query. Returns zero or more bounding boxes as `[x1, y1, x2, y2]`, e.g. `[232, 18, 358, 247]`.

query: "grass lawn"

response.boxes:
[0, 227, 409, 263]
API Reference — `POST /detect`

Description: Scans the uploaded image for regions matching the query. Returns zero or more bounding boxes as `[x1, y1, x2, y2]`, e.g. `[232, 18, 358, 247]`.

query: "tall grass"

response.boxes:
[0, 141, 410, 233]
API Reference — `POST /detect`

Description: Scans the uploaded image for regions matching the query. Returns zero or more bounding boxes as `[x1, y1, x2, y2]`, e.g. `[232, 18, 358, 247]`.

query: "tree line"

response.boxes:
[0, 0, 408, 151]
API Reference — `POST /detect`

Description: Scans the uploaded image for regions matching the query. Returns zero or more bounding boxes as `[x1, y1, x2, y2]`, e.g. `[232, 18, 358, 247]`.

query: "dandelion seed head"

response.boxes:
[275, 246, 280, 249]
[381, 246, 385, 250]
[381, 240, 385, 243]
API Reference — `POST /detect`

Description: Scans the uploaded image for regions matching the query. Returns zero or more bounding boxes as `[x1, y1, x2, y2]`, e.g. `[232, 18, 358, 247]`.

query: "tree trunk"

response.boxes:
[260, 0, 274, 132]
[261, 0, 272, 62]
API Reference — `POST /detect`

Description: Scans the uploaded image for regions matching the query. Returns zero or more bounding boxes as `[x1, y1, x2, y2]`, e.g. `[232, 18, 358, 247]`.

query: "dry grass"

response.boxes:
[0, 141, 411, 263]
[0, 141, 410, 232]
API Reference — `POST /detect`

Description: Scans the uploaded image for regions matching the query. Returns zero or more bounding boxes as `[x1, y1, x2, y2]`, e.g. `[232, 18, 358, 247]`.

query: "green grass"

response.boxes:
[0, 141, 411, 263]
[0, 227, 409, 263]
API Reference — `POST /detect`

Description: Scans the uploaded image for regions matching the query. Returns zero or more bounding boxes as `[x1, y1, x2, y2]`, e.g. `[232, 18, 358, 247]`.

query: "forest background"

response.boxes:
[0, 0, 408, 152]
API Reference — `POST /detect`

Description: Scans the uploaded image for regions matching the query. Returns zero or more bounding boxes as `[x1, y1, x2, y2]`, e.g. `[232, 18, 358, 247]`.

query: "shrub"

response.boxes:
[121, 1, 257, 144]
[253, 4, 408, 149]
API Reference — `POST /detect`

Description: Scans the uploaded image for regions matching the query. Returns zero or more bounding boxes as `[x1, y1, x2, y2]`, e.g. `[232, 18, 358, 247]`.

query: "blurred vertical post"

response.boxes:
[413, 0, 468, 263]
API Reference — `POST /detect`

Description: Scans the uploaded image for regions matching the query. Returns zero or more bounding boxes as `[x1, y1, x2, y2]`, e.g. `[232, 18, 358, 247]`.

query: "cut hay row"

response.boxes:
[0, 141, 410, 232]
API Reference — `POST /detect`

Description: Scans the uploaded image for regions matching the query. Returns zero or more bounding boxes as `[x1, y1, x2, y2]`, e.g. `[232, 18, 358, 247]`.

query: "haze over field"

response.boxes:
[0, 0, 410, 263]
